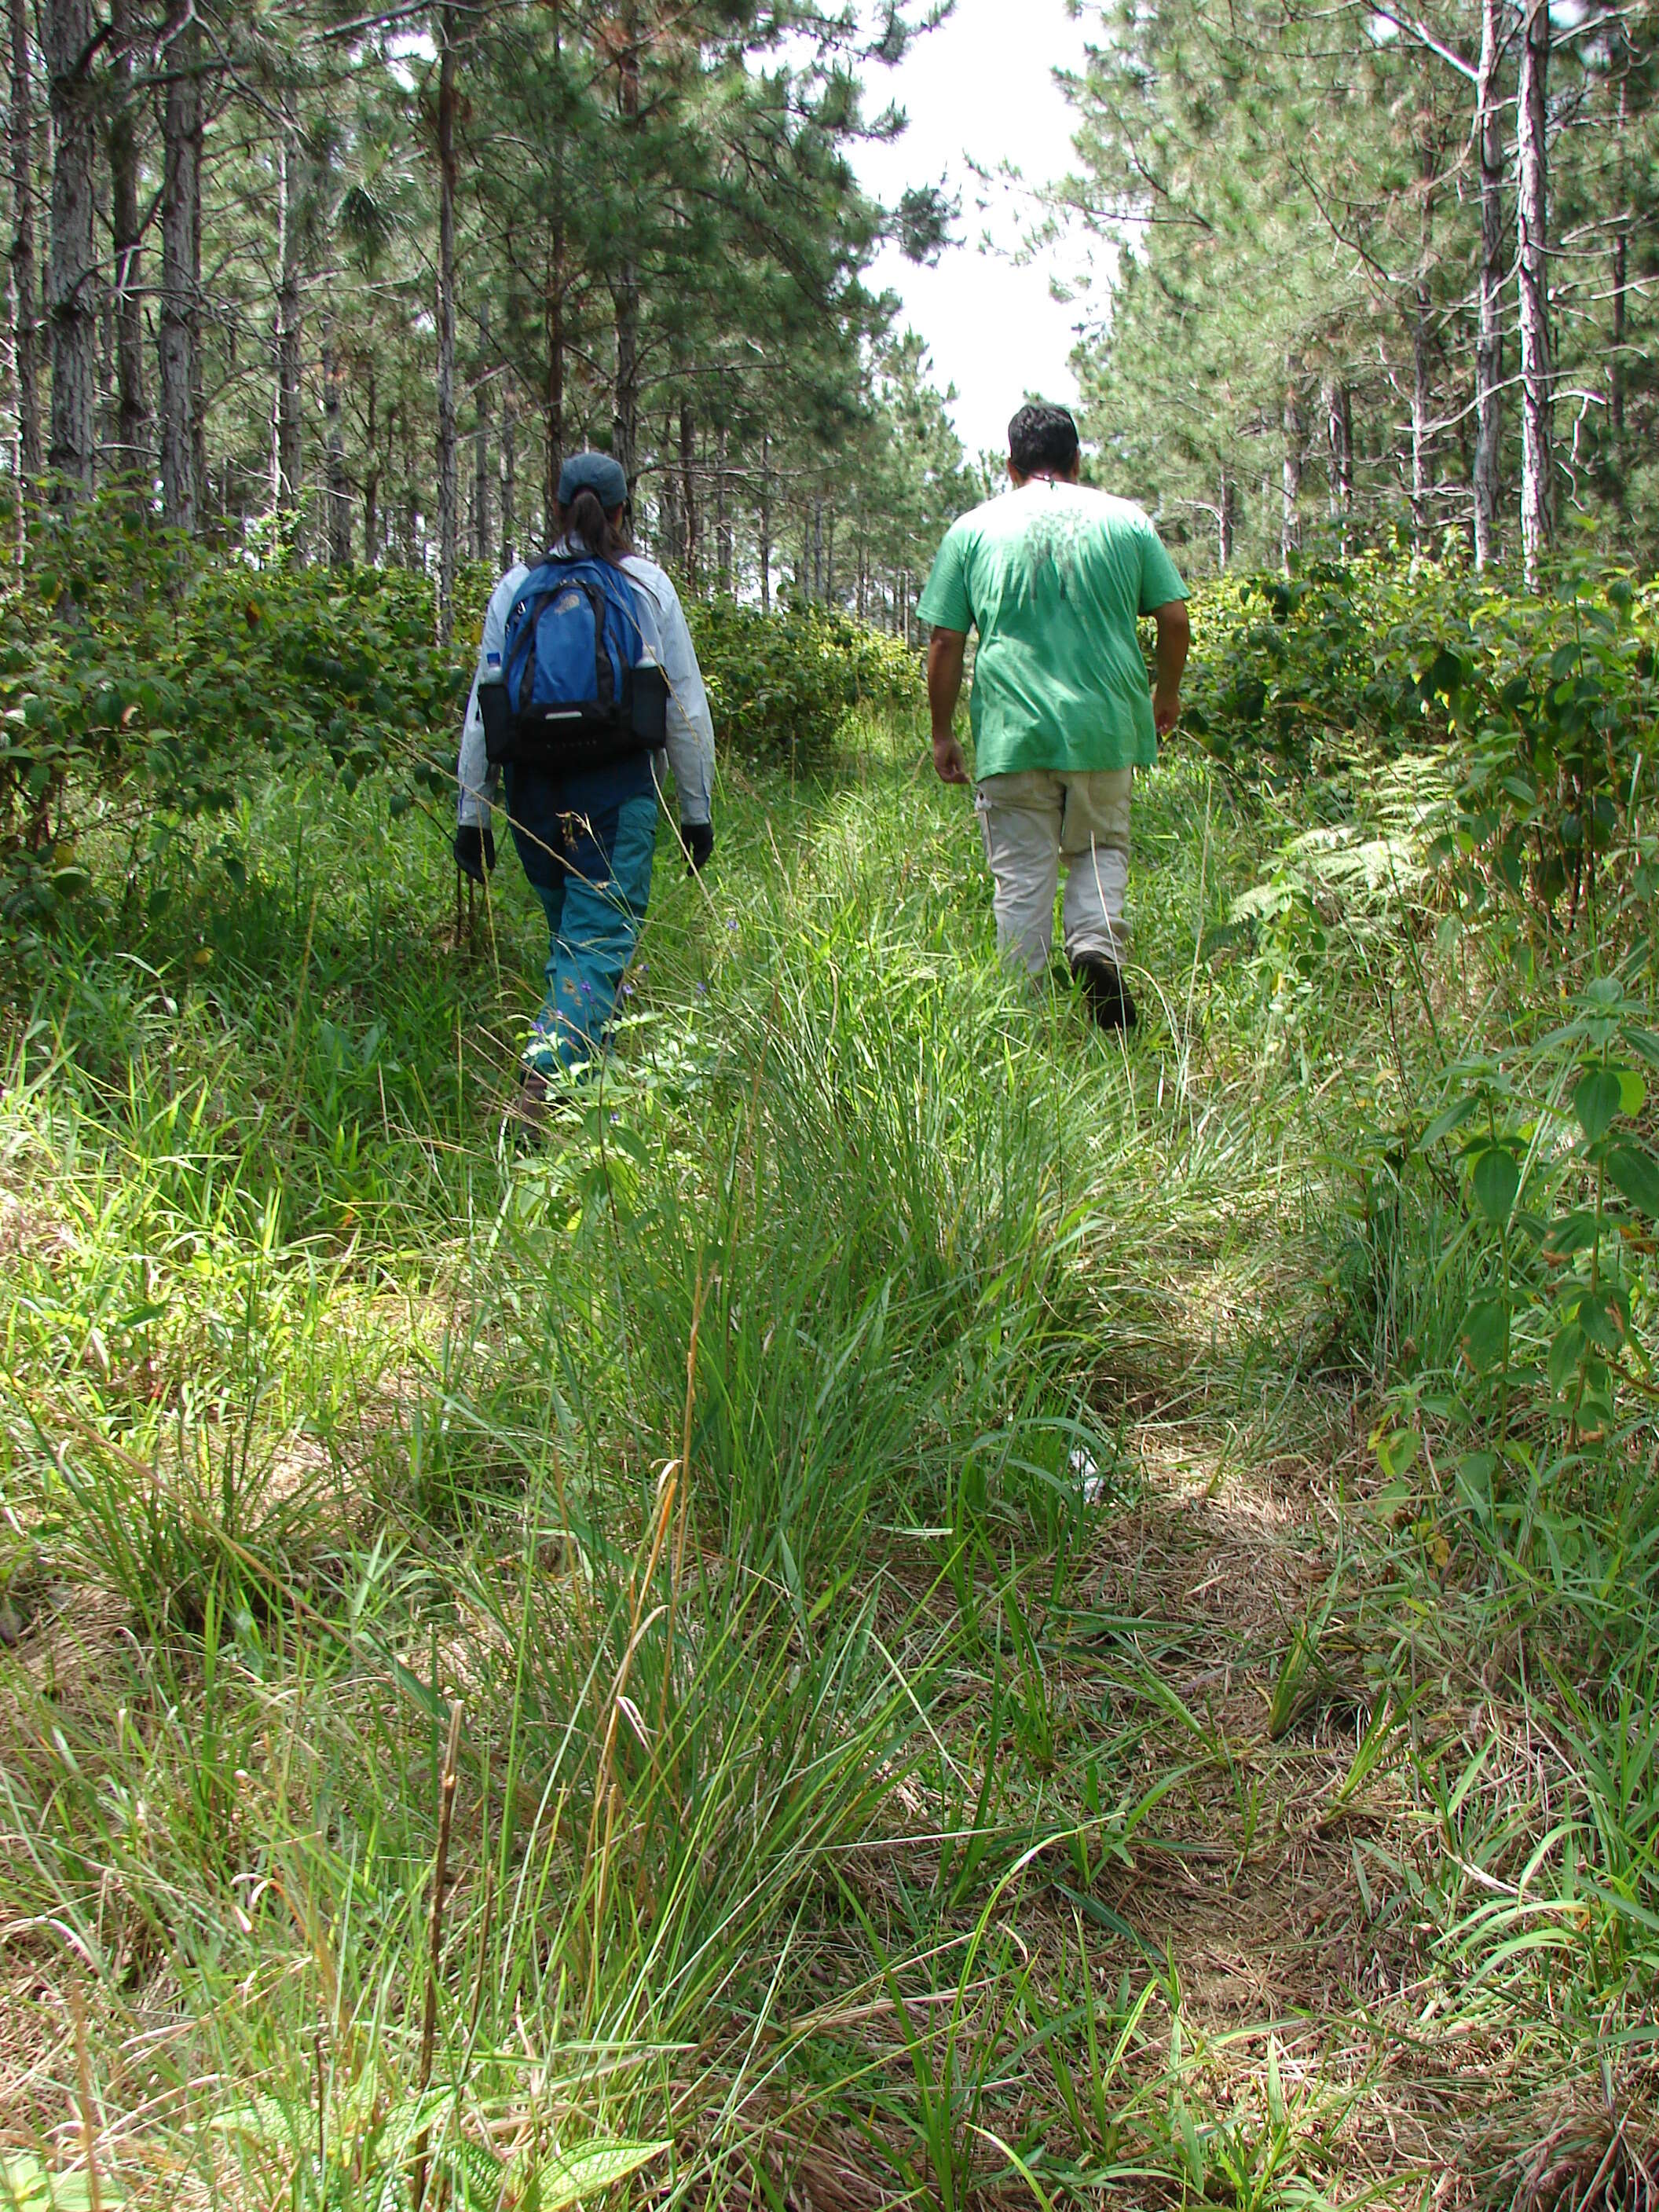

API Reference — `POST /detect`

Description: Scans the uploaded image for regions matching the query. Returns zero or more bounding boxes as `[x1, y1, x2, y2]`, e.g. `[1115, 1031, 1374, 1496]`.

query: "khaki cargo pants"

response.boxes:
[974, 767, 1133, 976]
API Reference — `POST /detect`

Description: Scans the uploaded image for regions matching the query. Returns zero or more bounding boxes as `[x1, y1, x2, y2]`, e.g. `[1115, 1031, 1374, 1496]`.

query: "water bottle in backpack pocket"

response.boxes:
[477, 553, 669, 771]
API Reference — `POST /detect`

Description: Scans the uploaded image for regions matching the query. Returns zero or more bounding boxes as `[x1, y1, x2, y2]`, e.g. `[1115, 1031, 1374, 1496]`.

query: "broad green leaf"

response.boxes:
[1460, 1296, 1509, 1373]
[1543, 1210, 1599, 1258]
[1419, 1093, 1478, 1150]
[1, 2158, 126, 2212]
[1470, 1146, 1520, 1225]
[529, 2139, 671, 2212]
[1606, 1144, 1659, 1218]
[1619, 1068, 1646, 1117]
[1573, 1065, 1625, 1143]
[1547, 1323, 1587, 1392]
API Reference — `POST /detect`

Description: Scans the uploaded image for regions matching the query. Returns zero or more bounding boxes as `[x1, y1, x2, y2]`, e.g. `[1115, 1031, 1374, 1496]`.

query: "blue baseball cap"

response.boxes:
[557, 451, 628, 509]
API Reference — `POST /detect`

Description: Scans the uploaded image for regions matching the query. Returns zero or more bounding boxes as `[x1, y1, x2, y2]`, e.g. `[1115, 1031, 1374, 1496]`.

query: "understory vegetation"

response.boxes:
[3, 555, 1659, 2209]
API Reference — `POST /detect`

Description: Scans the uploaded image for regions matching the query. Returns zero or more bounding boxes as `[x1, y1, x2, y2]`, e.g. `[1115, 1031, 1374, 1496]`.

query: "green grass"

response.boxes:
[3, 714, 1658, 2210]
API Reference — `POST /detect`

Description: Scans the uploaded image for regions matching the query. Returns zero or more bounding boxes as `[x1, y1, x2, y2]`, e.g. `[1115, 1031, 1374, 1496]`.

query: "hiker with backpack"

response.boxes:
[920, 402, 1189, 1032]
[454, 452, 715, 1104]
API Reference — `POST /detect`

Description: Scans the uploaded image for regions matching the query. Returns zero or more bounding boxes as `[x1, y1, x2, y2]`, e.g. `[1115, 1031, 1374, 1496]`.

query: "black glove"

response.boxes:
[679, 819, 713, 873]
[454, 823, 496, 884]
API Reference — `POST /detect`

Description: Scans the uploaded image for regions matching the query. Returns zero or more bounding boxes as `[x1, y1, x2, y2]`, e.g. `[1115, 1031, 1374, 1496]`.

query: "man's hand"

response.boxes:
[926, 626, 970, 788]
[679, 819, 713, 873]
[1151, 600, 1190, 739]
[932, 732, 969, 786]
[454, 823, 496, 884]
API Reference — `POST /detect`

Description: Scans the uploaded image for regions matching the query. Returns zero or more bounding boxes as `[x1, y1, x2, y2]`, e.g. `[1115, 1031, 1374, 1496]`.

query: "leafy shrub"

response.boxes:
[0, 490, 471, 922]
[1186, 551, 1659, 939]
[687, 596, 920, 767]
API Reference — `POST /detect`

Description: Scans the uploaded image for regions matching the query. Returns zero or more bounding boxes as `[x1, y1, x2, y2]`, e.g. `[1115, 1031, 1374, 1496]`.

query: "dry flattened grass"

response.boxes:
[1039, 1397, 1659, 2208]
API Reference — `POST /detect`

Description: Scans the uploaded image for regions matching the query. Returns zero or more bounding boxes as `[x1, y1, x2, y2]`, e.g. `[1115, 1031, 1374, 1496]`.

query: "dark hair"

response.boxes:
[555, 484, 632, 566]
[1008, 402, 1080, 478]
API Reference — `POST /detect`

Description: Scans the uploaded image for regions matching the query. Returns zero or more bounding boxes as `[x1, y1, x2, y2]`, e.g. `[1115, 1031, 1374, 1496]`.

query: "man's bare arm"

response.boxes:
[927, 627, 970, 785]
[1151, 601, 1190, 737]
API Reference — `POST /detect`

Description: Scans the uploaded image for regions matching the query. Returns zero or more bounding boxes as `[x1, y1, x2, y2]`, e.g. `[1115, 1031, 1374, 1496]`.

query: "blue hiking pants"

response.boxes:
[504, 756, 657, 1074]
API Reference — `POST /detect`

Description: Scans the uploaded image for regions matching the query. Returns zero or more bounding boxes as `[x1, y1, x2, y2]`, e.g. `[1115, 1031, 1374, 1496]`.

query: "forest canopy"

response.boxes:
[1060, 0, 1659, 579]
[5, 0, 976, 637]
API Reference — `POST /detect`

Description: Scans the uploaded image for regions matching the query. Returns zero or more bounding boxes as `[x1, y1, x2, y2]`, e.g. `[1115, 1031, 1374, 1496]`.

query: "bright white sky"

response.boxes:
[852, 0, 1097, 463]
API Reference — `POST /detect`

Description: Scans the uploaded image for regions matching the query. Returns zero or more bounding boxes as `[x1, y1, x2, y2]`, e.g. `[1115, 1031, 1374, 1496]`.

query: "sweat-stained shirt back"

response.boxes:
[917, 479, 1188, 778]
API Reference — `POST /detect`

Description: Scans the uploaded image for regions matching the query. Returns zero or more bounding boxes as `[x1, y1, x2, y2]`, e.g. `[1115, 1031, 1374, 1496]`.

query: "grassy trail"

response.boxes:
[1, 723, 1650, 2209]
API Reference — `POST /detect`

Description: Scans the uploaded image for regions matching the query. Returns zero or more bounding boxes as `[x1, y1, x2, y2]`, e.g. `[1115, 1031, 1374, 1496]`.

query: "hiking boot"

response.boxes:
[1071, 954, 1137, 1031]
[502, 1065, 555, 1139]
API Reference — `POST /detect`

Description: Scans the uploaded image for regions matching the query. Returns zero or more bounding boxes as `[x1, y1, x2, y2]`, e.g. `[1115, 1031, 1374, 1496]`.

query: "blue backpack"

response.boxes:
[477, 552, 668, 771]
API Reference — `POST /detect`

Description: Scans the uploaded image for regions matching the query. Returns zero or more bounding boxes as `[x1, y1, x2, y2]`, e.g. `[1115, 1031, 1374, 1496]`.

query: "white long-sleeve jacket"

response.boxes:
[456, 548, 716, 830]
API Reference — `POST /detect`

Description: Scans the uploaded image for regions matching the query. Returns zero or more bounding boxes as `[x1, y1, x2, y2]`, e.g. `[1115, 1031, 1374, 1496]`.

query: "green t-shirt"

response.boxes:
[917, 481, 1188, 777]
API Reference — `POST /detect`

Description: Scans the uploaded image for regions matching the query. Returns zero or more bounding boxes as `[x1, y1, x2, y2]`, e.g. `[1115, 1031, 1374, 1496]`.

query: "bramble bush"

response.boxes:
[1196, 549, 1659, 1593]
[0, 490, 470, 922]
[1184, 550, 1659, 928]
[1, 500, 922, 922]
[687, 595, 921, 767]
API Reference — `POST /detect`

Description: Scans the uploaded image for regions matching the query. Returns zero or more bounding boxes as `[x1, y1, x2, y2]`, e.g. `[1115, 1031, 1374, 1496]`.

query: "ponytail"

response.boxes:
[558, 484, 631, 566]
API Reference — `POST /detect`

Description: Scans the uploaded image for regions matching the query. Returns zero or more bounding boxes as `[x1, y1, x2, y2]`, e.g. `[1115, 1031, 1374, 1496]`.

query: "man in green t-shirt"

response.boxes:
[919, 401, 1190, 1030]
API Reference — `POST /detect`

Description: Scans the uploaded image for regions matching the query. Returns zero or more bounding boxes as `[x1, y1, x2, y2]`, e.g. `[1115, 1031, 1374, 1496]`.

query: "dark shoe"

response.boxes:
[1071, 954, 1137, 1031]
[502, 1065, 555, 1140]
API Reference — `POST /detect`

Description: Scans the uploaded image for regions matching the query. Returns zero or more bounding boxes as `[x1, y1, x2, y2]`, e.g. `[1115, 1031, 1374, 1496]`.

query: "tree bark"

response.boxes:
[678, 392, 697, 587]
[1609, 57, 1628, 445]
[434, 1, 458, 641]
[609, 1, 640, 482]
[322, 313, 350, 564]
[1516, 0, 1553, 586]
[1411, 298, 1434, 553]
[660, 418, 680, 565]
[1472, 0, 1505, 569]
[542, 236, 564, 528]
[159, 0, 201, 533]
[1323, 379, 1352, 554]
[273, 91, 303, 541]
[758, 430, 771, 612]
[43, 0, 97, 500]
[1280, 353, 1305, 569]
[8, 0, 40, 490]
[715, 423, 731, 589]
[105, 0, 145, 482]
[499, 383, 515, 567]
[363, 363, 379, 562]
[1218, 465, 1235, 570]
[472, 306, 491, 565]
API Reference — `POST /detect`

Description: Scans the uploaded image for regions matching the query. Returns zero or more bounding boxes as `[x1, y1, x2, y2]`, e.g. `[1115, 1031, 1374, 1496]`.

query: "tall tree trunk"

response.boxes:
[43, 0, 97, 500]
[1516, 0, 1553, 587]
[1411, 298, 1434, 552]
[1218, 465, 1235, 570]
[322, 314, 349, 564]
[1323, 379, 1353, 553]
[106, 0, 145, 482]
[678, 393, 697, 588]
[499, 383, 515, 567]
[758, 430, 771, 612]
[363, 364, 379, 562]
[824, 507, 835, 603]
[1280, 353, 1305, 569]
[472, 307, 491, 565]
[542, 240, 564, 528]
[274, 92, 303, 542]
[1609, 61, 1628, 446]
[610, 2, 639, 482]
[434, 2, 458, 641]
[9, 0, 40, 489]
[715, 424, 731, 589]
[159, 0, 201, 533]
[1472, 0, 1505, 569]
